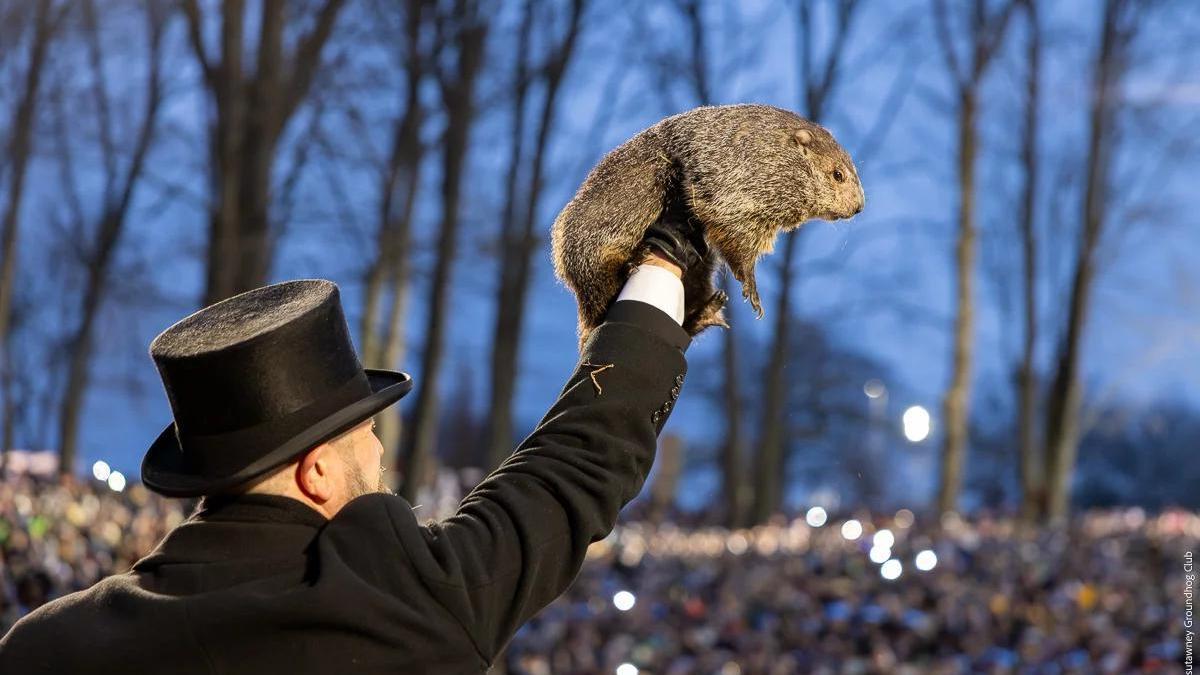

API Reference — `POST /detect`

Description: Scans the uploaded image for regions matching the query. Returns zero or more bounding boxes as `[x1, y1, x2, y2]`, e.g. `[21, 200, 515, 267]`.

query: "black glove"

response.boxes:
[640, 196, 708, 275]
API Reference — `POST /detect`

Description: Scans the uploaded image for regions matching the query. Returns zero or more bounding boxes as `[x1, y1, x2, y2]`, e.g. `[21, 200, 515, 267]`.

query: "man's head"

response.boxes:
[143, 280, 413, 499]
[233, 416, 389, 518]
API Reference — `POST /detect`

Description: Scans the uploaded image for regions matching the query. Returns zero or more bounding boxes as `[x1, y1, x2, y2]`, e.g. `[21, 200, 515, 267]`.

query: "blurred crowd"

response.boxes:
[506, 507, 1193, 674]
[0, 473, 1192, 674]
[0, 474, 186, 633]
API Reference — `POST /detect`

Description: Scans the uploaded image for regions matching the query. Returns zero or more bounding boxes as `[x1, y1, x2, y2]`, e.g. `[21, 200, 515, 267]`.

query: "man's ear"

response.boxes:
[296, 443, 336, 504]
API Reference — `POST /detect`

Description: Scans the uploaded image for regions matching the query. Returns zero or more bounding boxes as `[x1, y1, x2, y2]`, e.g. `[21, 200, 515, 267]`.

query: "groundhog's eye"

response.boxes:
[833, 169, 845, 183]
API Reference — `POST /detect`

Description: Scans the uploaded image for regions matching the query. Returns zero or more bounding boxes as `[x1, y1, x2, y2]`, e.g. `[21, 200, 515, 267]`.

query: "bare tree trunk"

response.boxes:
[932, 0, 1014, 516]
[649, 434, 683, 522]
[937, 90, 977, 515]
[399, 1, 488, 502]
[56, 0, 168, 476]
[482, 0, 533, 471]
[183, 0, 347, 305]
[0, 0, 62, 359]
[485, 0, 586, 470]
[719, 289, 748, 526]
[674, 0, 753, 526]
[750, 0, 858, 524]
[361, 0, 429, 487]
[1043, 0, 1130, 521]
[1016, 0, 1042, 521]
[752, 233, 799, 524]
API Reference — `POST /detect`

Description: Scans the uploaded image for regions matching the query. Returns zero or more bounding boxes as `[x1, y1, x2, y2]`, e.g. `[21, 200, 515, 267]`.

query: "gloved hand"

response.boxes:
[639, 194, 708, 276]
[628, 193, 728, 336]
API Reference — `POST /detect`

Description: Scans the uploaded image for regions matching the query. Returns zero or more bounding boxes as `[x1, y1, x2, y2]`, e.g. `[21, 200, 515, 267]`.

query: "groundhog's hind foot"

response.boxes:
[740, 272, 763, 318]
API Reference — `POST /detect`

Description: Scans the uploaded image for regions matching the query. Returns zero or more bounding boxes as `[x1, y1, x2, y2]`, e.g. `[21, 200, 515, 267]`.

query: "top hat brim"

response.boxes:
[141, 369, 413, 498]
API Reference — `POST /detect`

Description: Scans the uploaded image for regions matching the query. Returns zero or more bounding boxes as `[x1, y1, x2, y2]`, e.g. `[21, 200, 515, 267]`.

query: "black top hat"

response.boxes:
[141, 279, 413, 497]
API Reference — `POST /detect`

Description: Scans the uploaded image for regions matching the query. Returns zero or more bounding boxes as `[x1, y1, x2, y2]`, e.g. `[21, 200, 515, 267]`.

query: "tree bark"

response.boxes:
[361, 0, 429, 487]
[1043, 0, 1129, 521]
[719, 285, 748, 526]
[752, 234, 799, 524]
[399, 1, 488, 502]
[0, 0, 60, 360]
[933, 0, 1014, 515]
[56, 0, 168, 476]
[1015, 0, 1042, 521]
[485, 0, 586, 470]
[183, 0, 347, 305]
[482, 0, 534, 472]
[937, 89, 977, 515]
[750, 0, 858, 524]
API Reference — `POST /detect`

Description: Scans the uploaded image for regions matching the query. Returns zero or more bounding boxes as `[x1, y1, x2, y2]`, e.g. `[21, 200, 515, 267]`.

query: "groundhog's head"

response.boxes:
[674, 105, 864, 240]
[783, 123, 864, 227]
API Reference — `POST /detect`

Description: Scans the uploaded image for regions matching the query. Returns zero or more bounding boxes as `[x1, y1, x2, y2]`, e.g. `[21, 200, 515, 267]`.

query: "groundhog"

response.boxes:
[551, 103, 865, 343]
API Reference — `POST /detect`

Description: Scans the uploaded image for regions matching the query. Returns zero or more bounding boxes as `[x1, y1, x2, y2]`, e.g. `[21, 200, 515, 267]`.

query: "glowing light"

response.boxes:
[869, 545, 892, 564]
[915, 549, 938, 571]
[840, 519, 863, 541]
[863, 379, 886, 399]
[880, 558, 902, 580]
[107, 470, 126, 492]
[873, 529, 895, 549]
[613, 591, 636, 611]
[92, 460, 111, 482]
[616, 665, 639, 675]
[903, 406, 931, 442]
[726, 533, 748, 555]
[894, 509, 915, 528]
[805, 506, 828, 528]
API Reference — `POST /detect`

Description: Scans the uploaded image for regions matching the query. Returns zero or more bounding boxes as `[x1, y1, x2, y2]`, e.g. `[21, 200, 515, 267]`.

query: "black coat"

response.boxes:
[0, 301, 690, 674]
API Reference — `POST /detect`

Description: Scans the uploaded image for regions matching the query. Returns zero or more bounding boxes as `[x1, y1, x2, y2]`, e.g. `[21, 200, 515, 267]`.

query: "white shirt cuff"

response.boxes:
[615, 264, 685, 325]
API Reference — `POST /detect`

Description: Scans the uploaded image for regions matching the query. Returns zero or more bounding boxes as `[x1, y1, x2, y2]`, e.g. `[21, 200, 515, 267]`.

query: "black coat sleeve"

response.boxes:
[339, 301, 689, 664]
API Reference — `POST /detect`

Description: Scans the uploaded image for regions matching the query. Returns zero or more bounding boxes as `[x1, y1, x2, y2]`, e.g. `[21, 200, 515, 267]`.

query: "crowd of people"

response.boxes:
[505, 508, 1192, 674]
[0, 472, 1191, 674]
[0, 473, 185, 633]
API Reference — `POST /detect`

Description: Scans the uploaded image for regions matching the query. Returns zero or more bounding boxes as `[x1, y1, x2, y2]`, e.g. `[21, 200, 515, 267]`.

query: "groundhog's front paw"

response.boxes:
[683, 289, 730, 336]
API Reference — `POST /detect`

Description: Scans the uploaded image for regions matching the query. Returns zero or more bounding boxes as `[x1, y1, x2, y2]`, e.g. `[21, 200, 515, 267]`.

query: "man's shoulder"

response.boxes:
[5, 574, 135, 631]
[328, 492, 419, 527]
[321, 492, 426, 557]
[0, 575, 133, 667]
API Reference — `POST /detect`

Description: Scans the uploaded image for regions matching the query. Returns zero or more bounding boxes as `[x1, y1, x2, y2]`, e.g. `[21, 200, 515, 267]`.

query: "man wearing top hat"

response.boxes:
[0, 212, 710, 673]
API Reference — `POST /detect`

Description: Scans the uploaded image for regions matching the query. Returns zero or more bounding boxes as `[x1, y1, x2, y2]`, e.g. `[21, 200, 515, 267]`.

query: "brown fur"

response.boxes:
[551, 104, 865, 346]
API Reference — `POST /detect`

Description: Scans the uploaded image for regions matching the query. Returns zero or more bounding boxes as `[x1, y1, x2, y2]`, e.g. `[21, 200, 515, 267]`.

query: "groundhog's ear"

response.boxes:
[791, 129, 814, 147]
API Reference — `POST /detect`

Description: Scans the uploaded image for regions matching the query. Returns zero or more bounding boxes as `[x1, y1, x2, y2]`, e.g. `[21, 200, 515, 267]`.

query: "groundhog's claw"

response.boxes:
[741, 275, 763, 318]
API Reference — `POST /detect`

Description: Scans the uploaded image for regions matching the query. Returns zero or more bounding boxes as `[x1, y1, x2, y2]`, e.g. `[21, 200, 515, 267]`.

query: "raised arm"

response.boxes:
[361, 260, 688, 664]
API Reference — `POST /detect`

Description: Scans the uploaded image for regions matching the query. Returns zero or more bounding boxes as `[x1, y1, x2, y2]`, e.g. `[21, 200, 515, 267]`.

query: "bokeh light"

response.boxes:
[869, 545, 892, 564]
[616, 664, 638, 675]
[726, 533, 748, 555]
[91, 460, 111, 482]
[894, 508, 915, 528]
[107, 470, 126, 493]
[880, 559, 903, 580]
[805, 506, 828, 527]
[915, 549, 938, 571]
[840, 519, 863, 540]
[903, 406, 931, 442]
[613, 590, 636, 611]
[873, 528, 895, 549]
[863, 379, 886, 399]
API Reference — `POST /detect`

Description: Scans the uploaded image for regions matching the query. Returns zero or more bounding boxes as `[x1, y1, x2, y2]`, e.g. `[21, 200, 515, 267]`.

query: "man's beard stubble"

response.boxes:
[340, 447, 392, 500]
